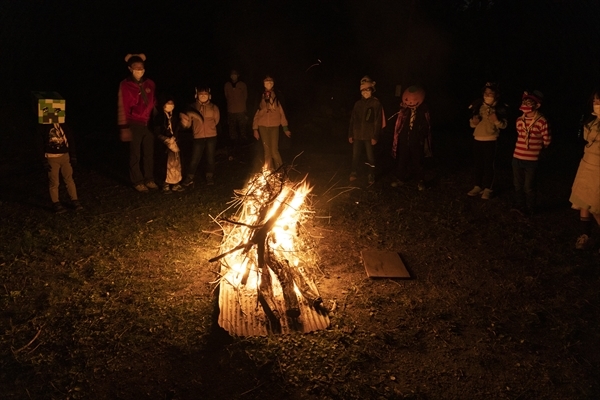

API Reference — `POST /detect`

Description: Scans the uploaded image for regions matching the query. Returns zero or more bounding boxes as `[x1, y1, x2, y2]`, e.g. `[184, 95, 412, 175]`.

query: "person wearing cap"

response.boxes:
[224, 69, 248, 159]
[570, 88, 600, 250]
[181, 87, 220, 186]
[511, 90, 551, 216]
[348, 76, 383, 185]
[252, 75, 291, 171]
[117, 53, 158, 192]
[467, 82, 508, 199]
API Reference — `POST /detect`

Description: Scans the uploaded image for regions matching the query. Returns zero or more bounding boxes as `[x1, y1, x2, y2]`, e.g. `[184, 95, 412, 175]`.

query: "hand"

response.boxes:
[284, 130, 291, 138]
[371, 139, 377, 145]
[253, 130, 260, 140]
[470, 116, 481, 126]
[120, 128, 133, 142]
[348, 137, 353, 144]
[180, 113, 191, 127]
[488, 113, 498, 123]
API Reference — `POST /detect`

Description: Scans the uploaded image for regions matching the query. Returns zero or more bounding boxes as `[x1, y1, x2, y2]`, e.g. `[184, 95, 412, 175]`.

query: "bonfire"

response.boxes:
[210, 168, 330, 336]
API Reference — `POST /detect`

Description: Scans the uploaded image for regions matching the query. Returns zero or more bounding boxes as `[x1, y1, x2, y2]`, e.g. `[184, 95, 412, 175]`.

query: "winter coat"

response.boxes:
[117, 76, 156, 127]
[348, 97, 383, 141]
[252, 92, 289, 130]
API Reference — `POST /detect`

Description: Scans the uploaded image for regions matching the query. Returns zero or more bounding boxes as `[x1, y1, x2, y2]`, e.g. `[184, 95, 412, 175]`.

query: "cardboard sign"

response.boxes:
[33, 91, 66, 124]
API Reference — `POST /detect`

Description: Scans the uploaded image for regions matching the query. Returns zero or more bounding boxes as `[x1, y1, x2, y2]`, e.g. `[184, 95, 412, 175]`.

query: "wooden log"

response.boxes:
[267, 251, 300, 318]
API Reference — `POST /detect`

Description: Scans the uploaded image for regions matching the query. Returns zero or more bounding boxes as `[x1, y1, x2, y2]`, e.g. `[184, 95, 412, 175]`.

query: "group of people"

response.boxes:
[39, 54, 600, 251]
[117, 53, 291, 194]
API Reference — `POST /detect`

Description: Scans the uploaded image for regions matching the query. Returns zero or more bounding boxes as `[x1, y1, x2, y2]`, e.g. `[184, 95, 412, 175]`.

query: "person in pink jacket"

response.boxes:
[117, 53, 158, 192]
[181, 87, 220, 186]
[252, 75, 291, 171]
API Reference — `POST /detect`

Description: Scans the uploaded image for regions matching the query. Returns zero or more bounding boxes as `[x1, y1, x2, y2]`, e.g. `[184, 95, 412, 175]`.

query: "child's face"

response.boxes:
[593, 95, 600, 106]
[264, 80, 274, 91]
[361, 89, 372, 99]
[483, 88, 497, 103]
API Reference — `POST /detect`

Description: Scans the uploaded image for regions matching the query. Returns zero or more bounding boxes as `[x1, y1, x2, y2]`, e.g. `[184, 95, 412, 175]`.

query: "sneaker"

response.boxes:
[53, 202, 67, 214]
[72, 200, 84, 211]
[181, 176, 194, 187]
[171, 184, 185, 192]
[418, 181, 426, 191]
[162, 184, 172, 194]
[134, 183, 149, 192]
[575, 234, 592, 250]
[390, 179, 404, 188]
[145, 181, 159, 190]
[349, 172, 358, 182]
[481, 188, 493, 200]
[467, 186, 482, 196]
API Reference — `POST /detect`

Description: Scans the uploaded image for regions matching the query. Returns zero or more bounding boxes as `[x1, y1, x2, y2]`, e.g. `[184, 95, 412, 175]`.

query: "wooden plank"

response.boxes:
[361, 250, 410, 278]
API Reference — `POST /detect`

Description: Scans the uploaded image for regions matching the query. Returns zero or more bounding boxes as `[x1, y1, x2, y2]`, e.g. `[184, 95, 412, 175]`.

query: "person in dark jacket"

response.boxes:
[348, 76, 383, 185]
[154, 97, 184, 193]
[38, 111, 82, 213]
[391, 85, 431, 191]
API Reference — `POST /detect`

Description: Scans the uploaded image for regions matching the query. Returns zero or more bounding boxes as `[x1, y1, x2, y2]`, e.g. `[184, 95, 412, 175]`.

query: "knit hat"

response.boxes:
[522, 90, 544, 105]
[360, 76, 376, 92]
[125, 53, 146, 66]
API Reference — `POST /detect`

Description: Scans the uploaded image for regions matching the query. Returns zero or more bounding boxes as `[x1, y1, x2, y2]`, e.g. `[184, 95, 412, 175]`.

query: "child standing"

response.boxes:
[391, 85, 431, 191]
[181, 87, 220, 186]
[511, 90, 551, 216]
[570, 88, 600, 250]
[253, 75, 291, 171]
[37, 102, 83, 213]
[348, 76, 383, 185]
[154, 97, 184, 193]
[467, 82, 508, 199]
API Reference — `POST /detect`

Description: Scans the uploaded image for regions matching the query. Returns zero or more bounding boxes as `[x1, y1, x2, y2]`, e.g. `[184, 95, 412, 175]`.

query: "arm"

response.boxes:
[214, 104, 220, 126]
[372, 101, 383, 143]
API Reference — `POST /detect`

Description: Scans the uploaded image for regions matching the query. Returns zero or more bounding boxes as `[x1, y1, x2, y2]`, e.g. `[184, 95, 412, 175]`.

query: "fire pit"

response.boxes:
[210, 169, 330, 336]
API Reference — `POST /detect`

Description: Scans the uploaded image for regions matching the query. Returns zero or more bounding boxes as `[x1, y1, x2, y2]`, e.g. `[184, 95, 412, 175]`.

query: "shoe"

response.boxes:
[162, 184, 172, 194]
[181, 176, 194, 187]
[390, 179, 404, 188]
[467, 186, 482, 196]
[72, 200, 84, 211]
[206, 174, 214, 186]
[349, 172, 357, 182]
[134, 184, 149, 192]
[481, 188, 493, 200]
[53, 202, 67, 214]
[418, 181, 426, 191]
[145, 181, 159, 190]
[171, 184, 185, 192]
[575, 234, 592, 250]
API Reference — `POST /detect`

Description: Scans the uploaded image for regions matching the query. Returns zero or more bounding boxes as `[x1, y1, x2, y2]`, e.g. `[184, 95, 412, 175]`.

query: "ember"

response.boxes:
[211, 169, 330, 336]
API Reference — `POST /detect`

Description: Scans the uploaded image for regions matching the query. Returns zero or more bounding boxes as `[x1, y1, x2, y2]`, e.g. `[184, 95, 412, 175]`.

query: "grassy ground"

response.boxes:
[1, 106, 599, 399]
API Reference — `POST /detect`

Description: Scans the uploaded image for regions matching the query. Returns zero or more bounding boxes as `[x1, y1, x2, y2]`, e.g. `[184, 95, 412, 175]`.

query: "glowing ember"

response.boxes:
[211, 169, 329, 336]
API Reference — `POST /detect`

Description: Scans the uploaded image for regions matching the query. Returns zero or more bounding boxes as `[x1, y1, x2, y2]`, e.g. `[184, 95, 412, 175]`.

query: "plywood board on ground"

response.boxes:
[361, 250, 410, 278]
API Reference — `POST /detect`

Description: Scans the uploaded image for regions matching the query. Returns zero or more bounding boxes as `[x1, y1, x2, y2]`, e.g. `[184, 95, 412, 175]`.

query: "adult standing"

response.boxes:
[117, 53, 158, 192]
[252, 75, 291, 171]
[224, 69, 248, 159]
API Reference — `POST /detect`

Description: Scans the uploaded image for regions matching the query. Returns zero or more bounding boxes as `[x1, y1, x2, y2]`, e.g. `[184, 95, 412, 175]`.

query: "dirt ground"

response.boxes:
[1, 104, 599, 400]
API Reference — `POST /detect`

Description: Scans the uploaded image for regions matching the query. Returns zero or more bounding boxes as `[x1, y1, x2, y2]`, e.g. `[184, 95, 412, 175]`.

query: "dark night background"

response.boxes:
[2, 0, 600, 146]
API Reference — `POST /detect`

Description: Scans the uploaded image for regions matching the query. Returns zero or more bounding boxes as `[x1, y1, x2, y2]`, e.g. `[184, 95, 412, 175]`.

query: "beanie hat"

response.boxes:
[522, 90, 544, 105]
[125, 53, 146, 66]
[360, 76, 376, 92]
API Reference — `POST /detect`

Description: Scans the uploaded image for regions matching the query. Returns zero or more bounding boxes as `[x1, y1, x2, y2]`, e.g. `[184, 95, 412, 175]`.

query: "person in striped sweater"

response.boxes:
[511, 90, 551, 216]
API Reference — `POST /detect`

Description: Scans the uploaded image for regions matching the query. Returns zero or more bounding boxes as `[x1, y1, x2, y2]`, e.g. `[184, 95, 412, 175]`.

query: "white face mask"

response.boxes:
[132, 69, 145, 80]
[199, 95, 209, 103]
[264, 81, 274, 90]
[593, 104, 600, 115]
[164, 103, 174, 113]
[483, 95, 495, 105]
[361, 90, 372, 99]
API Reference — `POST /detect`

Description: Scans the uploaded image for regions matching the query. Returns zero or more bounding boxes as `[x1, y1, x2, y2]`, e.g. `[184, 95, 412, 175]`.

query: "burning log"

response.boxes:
[212, 169, 330, 335]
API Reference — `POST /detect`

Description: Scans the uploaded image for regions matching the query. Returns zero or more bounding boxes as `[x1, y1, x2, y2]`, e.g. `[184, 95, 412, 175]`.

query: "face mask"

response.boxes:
[199, 95, 209, 103]
[132, 70, 144, 80]
[361, 90, 372, 99]
[164, 104, 174, 113]
[593, 104, 600, 115]
[231, 75, 238, 82]
[520, 105, 533, 114]
[264, 81, 274, 90]
[483, 96, 495, 105]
